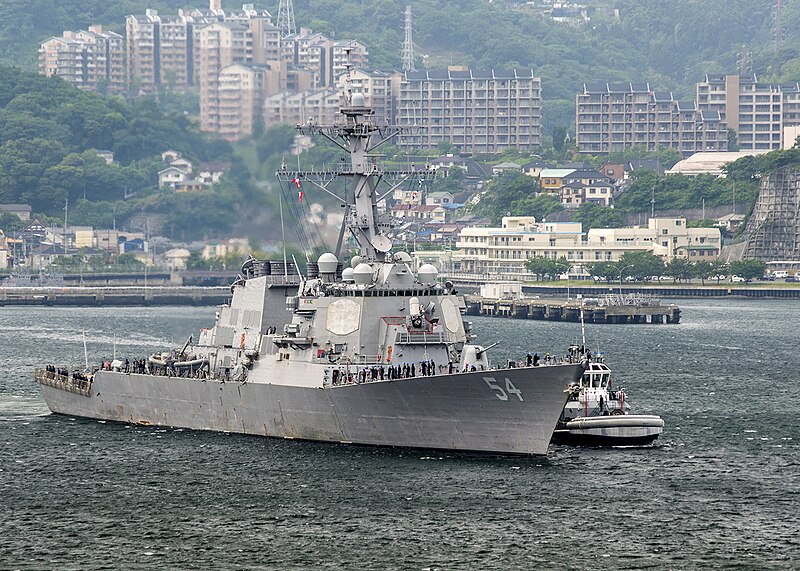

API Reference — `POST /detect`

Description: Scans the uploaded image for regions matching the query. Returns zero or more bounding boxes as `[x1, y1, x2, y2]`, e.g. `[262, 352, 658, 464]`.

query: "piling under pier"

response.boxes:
[0, 286, 230, 307]
[466, 296, 680, 324]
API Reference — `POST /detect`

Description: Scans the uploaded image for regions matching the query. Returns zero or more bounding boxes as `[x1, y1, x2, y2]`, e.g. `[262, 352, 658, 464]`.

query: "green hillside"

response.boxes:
[2, 1, 800, 131]
[0, 66, 260, 240]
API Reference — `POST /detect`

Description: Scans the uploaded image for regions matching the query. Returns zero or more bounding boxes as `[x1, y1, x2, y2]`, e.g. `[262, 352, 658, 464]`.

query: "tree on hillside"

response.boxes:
[473, 171, 547, 223]
[256, 124, 295, 163]
[552, 125, 567, 152]
[430, 166, 466, 194]
[573, 203, 625, 230]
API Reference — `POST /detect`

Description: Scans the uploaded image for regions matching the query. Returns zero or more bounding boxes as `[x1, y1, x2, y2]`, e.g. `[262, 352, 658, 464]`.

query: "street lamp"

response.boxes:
[618, 264, 632, 297]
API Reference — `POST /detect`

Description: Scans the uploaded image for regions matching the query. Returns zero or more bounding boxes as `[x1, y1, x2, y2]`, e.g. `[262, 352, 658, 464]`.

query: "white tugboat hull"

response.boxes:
[552, 414, 664, 446]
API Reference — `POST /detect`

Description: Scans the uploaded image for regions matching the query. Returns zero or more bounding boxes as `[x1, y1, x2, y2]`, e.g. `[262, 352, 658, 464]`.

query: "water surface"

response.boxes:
[1, 300, 797, 569]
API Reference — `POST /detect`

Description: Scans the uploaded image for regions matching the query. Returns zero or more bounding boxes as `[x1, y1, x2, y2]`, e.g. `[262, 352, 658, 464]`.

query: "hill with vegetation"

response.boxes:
[2, 1, 800, 134]
[0, 66, 262, 240]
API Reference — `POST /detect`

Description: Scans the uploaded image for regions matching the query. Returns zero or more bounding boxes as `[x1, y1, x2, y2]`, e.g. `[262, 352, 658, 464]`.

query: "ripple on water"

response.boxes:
[1, 301, 799, 569]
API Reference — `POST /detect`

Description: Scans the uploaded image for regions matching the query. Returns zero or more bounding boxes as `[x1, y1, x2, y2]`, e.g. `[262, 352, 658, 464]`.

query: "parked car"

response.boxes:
[772, 270, 789, 279]
[785, 275, 799, 283]
[731, 275, 746, 283]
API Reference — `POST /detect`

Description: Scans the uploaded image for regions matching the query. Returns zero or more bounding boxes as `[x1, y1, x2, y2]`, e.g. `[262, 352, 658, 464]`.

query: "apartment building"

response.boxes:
[336, 68, 400, 125]
[125, 5, 278, 93]
[226, 5, 280, 65]
[696, 73, 800, 151]
[263, 89, 341, 128]
[158, 15, 194, 89]
[454, 216, 720, 275]
[39, 36, 88, 89]
[196, 21, 253, 133]
[126, 11, 160, 92]
[263, 68, 395, 129]
[281, 28, 369, 88]
[589, 218, 721, 260]
[576, 82, 728, 156]
[217, 64, 274, 140]
[39, 26, 125, 93]
[396, 67, 542, 154]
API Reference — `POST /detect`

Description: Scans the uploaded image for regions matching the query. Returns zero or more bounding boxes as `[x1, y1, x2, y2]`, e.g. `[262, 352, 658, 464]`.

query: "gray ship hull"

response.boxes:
[39, 364, 580, 455]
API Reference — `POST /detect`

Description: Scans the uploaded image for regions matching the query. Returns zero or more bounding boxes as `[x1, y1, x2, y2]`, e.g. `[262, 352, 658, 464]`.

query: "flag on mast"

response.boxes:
[291, 178, 301, 189]
[298, 190, 304, 202]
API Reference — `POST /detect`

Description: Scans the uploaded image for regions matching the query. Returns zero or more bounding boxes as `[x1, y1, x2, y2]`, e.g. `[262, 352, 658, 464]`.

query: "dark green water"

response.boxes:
[1, 300, 798, 570]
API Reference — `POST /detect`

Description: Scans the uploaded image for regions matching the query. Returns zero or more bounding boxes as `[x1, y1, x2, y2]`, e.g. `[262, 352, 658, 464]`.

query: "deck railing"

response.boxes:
[34, 369, 93, 397]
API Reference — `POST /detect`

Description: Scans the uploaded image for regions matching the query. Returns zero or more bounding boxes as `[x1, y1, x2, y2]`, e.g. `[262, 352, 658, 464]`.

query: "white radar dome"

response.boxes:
[353, 263, 374, 284]
[417, 264, 439, 285]
[341, 267, 355, 283]
[350, 255, 363, 268]
[393, 251, 412, 263]
[351, 92, 366, 107]
[317, 252, 339, 274]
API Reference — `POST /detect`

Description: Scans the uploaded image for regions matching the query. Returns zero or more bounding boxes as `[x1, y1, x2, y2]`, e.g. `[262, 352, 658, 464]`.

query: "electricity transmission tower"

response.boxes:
[277, 0, 296, 39]
[401, 5, 416, 72]
[773, 0, 784, 52]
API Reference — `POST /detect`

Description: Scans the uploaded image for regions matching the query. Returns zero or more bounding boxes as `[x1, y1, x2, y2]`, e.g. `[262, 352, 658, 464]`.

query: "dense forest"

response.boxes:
[0, 66, 261, 239]
[3, 0, 799, 132]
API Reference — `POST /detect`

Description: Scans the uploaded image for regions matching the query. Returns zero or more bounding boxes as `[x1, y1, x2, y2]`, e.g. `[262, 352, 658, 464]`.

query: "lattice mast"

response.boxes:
[773, 0, 784, 52]
[277, 0, 296, 39]
[401, 5, 416, 72]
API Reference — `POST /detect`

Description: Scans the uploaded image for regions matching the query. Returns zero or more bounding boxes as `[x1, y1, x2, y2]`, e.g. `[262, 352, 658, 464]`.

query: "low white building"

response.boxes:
[454, 216, 721, 276]
[158, 167, 189, 189]
[163, 248, 191, 270]
[666, 151, 767, 177]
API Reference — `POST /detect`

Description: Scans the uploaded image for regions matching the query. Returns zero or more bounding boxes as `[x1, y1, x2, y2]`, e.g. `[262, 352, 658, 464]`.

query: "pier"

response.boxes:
[0, 286, 230, 307]
[465, 294, 680, 324]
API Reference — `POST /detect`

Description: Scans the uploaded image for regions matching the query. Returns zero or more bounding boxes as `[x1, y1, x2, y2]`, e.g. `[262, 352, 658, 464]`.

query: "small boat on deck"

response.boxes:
[551, 351, 664, 446]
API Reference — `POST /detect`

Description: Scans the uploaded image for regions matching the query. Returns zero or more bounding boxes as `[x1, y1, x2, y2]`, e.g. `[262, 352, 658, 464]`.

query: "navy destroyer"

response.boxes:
[35, 91, 584, 455]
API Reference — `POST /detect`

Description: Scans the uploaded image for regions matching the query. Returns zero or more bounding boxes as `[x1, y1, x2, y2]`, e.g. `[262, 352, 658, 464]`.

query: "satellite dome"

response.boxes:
[317, 252, 339, 274]
[417, 264, 438, 285]
[341, 267, 355, 283]
[351, 92, 366, 107]
[353, 263, 373, 284]
[393, 251, 412, 263]
[350, 255, 363, 268]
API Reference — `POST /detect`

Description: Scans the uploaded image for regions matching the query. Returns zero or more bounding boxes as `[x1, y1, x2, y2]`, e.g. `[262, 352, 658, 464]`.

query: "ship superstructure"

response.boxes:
[36, 91, 584, 455]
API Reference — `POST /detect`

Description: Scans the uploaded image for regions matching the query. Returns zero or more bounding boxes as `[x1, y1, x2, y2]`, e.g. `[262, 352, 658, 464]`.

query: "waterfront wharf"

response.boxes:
[465, 294, 680, 324]
[0, 286, 230, 307]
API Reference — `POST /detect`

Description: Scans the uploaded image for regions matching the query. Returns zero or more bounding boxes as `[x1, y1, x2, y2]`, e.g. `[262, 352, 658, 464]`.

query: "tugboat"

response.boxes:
[551, 349, 664, 446]
[34, 85, 585, 456]
[551, 300, 664, 446]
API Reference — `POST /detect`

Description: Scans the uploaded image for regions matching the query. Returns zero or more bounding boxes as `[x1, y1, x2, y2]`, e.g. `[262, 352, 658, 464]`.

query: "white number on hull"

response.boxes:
[505, 378, 524, 401]
[484, 377, 524, 402]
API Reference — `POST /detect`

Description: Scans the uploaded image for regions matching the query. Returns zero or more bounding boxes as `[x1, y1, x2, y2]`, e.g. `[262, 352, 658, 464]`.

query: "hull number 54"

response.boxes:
[484, 377, 524, 401]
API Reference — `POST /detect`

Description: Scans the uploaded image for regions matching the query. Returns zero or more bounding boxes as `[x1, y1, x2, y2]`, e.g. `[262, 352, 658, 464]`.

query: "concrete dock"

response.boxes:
[465, 295, 680, 324]
[0, 286, 230, 307]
